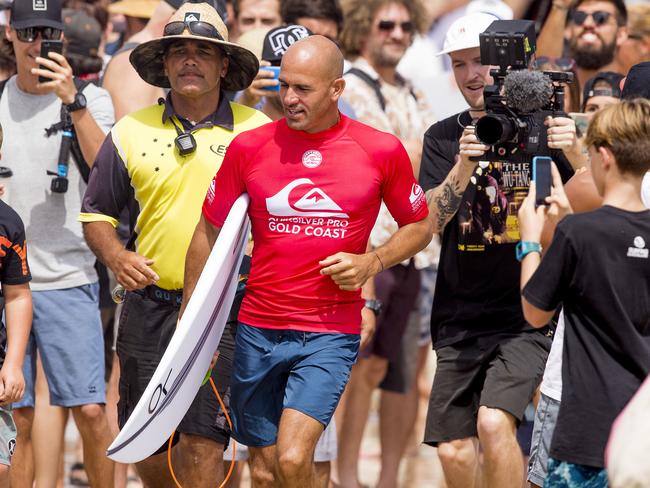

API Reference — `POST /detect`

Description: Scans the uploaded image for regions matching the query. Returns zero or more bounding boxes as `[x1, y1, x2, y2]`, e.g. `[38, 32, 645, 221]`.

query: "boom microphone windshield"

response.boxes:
[504, 70, 554, 113]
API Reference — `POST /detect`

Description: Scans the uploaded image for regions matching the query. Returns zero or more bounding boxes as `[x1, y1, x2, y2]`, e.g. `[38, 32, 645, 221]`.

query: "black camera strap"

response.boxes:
[0, 78, 92, 184]
[346, 67, 418, 112]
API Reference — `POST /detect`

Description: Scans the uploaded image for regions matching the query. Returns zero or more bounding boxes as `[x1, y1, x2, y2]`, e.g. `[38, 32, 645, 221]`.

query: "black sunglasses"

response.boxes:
[377, 20, 414, 34]
[534, 56, 576, 72]
[571, 10, 612, 26]
[164, 21, 224, 41]
[15, 26, 62, 43]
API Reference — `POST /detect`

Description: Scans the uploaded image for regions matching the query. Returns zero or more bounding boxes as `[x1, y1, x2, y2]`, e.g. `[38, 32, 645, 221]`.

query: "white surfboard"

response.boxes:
[107, 194, 250, 463]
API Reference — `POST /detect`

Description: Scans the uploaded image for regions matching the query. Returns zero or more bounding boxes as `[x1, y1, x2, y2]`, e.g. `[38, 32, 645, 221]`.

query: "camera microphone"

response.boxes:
[504, 70, 554, 113]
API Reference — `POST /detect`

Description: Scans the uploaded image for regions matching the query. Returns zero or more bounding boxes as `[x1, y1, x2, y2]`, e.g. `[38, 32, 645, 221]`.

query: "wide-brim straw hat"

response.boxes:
[130, 1, 259, 91]
[108, 0, 159, 19]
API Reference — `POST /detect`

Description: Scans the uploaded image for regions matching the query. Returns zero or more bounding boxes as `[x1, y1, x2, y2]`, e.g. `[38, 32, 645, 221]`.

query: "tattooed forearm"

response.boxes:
[427, 174, 465, 234]
[435, 176, 464, 231]
[425, 154, 476, 233]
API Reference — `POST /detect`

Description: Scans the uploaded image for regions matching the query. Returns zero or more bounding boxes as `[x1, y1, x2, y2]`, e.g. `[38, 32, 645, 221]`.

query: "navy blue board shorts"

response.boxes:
[231, 323, 360, 447]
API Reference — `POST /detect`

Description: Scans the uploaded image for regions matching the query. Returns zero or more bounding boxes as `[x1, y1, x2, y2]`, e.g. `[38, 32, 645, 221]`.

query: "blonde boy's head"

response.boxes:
[585, 98, 650, 176]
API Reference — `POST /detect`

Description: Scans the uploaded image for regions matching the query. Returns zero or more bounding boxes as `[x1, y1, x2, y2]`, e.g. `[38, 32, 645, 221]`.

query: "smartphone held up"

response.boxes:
[38, 39, 63, 83]
[532, 156, 553, 207]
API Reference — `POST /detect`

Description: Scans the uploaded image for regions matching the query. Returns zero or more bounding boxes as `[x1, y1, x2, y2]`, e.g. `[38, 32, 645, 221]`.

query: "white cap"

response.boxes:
[437, 12, 499, 56]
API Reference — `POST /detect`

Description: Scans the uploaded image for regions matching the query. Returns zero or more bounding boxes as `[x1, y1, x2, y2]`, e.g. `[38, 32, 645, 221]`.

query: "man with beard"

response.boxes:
[336, 2, 437, 487]
[538, 0, 627, 91]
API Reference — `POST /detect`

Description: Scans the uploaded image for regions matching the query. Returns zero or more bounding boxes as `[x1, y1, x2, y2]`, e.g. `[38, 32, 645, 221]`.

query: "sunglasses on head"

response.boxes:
[377, 20, 414, 34]
[164, 21, 224, 41]
[15, 26, 62, 43]
[571, 10, 613, 26]
[534, 56, 576, 71]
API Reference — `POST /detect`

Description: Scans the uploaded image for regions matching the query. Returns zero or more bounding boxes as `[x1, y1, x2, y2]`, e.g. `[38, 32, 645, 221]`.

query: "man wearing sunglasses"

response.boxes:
[539, 0, 627, 91]
[0, 0, 115, 487]
[336, 1, 437, 487]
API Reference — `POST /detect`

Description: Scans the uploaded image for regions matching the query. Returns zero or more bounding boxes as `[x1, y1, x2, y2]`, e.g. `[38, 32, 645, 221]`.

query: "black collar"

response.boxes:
[161, 91, 234, 131]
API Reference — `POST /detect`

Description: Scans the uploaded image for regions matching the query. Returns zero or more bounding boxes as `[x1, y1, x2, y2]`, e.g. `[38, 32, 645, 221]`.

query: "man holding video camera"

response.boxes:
[0, 0, 114, 486]
[420, 13, 585, 488]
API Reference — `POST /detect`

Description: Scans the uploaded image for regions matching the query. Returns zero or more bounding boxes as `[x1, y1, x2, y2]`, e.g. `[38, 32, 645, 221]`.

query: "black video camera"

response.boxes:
[473, 20, 573, 163]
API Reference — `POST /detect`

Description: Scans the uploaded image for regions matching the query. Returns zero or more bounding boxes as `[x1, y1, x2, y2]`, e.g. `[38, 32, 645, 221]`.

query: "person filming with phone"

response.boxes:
[0, 0, 115, 486]
[419, 13, 585, 488]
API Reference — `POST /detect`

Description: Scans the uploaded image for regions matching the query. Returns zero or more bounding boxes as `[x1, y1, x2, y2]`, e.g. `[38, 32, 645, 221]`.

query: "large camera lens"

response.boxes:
[475, 114, 517, 145]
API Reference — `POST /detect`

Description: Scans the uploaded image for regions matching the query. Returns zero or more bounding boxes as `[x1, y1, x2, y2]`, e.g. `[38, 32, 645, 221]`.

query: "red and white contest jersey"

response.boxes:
[203, 115, 428, 334]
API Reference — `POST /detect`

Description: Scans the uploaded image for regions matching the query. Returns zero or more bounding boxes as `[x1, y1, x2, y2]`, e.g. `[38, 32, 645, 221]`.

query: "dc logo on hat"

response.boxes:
[268, 25, 310, 57]
[33, 0, 47, 11]
[184, 12, 200, 22]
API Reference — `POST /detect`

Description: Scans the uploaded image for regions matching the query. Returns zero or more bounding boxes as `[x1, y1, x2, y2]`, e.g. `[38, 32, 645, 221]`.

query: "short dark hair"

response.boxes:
[280, 0, 343, 37]
[66, 53, 103, 77]
[569, 0, 627, 26]
[63, 0, 109, 31]
[0, 32, 16, 80]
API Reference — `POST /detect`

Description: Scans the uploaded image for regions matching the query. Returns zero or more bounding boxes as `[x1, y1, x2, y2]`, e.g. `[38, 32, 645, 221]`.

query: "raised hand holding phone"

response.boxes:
[32, 46, 77, 105]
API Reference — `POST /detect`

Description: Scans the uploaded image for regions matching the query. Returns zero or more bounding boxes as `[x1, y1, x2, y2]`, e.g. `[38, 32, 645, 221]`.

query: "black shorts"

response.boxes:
[379, 305, 420, 393]
[362, 262, 420, 363]
[424, 329, 551, 447]
[116, 288, 238, 456]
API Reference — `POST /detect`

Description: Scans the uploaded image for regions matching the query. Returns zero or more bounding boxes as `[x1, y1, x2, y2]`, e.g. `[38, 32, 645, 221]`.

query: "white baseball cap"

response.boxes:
[437, 12, 499, 56]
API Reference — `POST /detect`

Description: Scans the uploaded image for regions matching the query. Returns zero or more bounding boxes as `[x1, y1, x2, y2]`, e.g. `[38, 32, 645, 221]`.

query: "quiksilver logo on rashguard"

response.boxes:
[628, 236, 649, 259]
[302, 150, 322, 169]
[266, 179, 348, 218]
[266, 179, 350, 239]
[409, 183, 426, 213]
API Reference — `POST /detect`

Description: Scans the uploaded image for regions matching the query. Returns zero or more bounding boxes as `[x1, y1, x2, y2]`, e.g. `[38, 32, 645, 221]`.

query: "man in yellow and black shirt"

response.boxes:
[79, 2, 269, 486]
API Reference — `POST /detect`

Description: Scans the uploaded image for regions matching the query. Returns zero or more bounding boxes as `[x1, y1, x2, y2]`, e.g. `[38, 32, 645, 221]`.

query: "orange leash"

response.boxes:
[167, 376, 236, 487]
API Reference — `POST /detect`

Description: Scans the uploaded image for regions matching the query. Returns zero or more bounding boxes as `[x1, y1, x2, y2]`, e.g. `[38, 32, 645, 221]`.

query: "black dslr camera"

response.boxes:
[473, 20, 573, 163]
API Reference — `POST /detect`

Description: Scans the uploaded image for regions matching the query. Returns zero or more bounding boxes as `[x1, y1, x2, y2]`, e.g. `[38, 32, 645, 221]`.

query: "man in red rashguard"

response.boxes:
[181, 35, 432, 488]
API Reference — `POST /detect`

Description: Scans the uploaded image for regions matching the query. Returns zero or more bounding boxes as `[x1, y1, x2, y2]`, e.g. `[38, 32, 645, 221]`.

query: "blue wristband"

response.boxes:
[516, 241, 542, 262]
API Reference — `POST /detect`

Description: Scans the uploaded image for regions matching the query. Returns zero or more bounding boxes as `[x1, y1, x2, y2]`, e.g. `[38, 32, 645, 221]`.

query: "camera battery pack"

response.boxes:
[479, 19, 536, 69]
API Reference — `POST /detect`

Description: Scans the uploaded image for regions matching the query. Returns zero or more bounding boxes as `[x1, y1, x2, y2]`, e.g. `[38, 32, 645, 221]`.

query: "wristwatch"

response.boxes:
[364, 299, 383, 317]
[65, 92, 87, 113]
[516, 241, 542, 262]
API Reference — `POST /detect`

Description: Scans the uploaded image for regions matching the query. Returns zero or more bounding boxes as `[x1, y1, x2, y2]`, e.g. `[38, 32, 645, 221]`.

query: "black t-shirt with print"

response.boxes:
[0, 199, 31, 369]
[419, 111, 574, 347]
[523, 206, 650, 468]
